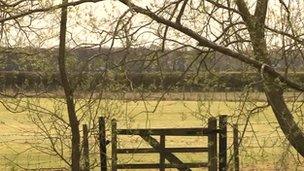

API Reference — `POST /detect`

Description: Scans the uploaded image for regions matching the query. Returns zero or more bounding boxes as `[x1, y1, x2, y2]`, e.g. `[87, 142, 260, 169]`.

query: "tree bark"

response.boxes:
[58, 0, 81, 170]
[265, 86, 304, 156]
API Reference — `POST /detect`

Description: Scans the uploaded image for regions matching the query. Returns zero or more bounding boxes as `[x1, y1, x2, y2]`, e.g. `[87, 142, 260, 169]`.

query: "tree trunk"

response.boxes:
[58, 0, 81, 170]
[235, 0, 304, 157]
[265, 86, 304, 156]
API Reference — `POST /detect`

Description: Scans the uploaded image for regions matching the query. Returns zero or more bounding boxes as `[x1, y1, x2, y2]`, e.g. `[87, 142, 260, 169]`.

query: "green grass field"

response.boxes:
[0, 97, 303, 170]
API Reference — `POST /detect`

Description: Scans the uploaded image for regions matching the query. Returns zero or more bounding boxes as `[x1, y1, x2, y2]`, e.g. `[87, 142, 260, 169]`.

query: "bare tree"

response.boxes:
[115, 0, 304, 156]
[58, 0, 81, 170]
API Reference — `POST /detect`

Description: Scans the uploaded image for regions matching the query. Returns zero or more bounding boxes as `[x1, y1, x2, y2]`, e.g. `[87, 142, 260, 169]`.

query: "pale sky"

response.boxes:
[2, 0, 303, 49]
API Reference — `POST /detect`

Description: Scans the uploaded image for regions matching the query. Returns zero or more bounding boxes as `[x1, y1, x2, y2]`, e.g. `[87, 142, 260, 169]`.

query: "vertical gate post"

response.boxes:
[99, 117, 107, 171]
[219, 115, 227, 171]
[83, 124, 90, 171]
[233, 124, 239, 171]
[160, 134, 165, 171]
[208, 117, 217, 171]
[111, 119, 117, 171]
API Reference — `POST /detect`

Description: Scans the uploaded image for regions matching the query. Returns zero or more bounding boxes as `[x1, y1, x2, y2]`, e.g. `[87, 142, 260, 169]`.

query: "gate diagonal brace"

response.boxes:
[139, 132, 192, 171]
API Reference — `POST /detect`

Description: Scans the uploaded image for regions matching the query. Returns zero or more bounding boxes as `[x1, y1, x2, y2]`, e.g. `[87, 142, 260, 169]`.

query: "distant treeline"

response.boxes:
[0, 71, 303, 92]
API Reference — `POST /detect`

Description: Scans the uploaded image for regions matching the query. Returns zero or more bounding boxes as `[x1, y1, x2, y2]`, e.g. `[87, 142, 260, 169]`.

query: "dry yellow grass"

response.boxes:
[0, 98, 303, 170]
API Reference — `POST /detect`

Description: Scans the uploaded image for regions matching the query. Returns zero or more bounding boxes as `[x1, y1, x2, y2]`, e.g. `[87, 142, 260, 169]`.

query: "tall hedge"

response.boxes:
[1, 71, 303, 92]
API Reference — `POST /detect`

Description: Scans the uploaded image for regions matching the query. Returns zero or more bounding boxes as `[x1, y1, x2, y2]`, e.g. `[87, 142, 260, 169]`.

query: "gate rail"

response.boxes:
[102, 115, 227, 171]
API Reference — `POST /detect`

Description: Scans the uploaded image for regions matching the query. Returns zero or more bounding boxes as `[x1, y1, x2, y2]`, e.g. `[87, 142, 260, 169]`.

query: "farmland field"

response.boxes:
[0, 93, 303, 170]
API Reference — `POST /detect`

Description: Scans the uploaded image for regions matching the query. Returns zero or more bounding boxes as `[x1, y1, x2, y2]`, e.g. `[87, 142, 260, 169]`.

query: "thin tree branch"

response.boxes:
[205, 0, 241, 15]
[119, 0, 304, 92]
[176, 0, 188, 24]
[235, 0, 252, 24]
[0, 0, 103, 23]
[58, 0, 80, 169]
[265, 25, 304, 45]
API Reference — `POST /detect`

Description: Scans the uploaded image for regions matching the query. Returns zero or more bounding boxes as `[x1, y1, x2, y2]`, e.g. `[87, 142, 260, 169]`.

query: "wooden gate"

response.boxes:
[99, 115, 227, 171]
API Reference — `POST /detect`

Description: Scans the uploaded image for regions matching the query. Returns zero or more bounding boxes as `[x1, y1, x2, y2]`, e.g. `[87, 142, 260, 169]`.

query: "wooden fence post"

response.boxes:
[111, 119, 117, 171]
[208, 117, 217, 171]
[99, 117, 107, 171]
[219, 115, 227, 171]
[160, 134, 165, 171]
[233, 124, 239, 171]
[83, 124, 90, 171]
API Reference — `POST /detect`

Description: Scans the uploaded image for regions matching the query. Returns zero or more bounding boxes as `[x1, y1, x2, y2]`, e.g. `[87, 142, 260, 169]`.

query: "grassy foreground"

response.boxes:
[0, 97, 303, 170]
